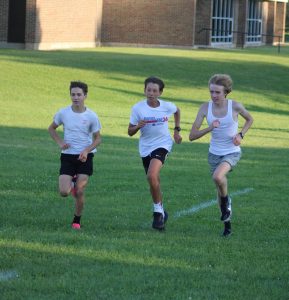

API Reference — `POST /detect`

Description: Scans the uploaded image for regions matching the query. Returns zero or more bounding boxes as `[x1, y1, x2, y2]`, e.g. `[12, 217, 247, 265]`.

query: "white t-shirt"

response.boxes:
[54, 106, 101, 154]
[206, 99, 240, 155]
[130, 99, 177, 157]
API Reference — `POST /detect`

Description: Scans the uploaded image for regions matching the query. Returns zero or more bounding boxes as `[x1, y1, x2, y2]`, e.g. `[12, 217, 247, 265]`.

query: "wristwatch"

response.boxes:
[174, 126, 181, 132]
[239, 132, 244, 139]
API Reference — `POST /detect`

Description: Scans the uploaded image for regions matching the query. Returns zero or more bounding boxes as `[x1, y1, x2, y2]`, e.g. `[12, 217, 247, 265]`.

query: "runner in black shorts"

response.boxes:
[48, 81, 102, 230]
[128, 77, 182, 231]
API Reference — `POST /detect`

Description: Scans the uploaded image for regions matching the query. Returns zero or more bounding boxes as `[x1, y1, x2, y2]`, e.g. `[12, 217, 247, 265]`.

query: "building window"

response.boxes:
[246, 0, 262, 43]
[212, 0, 234, 44]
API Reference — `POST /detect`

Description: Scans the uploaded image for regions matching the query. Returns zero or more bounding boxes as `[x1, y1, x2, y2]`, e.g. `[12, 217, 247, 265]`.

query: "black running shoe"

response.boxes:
[164, 211, 168, 224]
[152, 211, 168, 230]
[222, 221, 231, 237]
[220, 197, 232, 222]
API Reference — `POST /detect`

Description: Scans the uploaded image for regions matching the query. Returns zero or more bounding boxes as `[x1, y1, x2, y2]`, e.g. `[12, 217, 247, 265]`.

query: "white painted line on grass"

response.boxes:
[0, 270, 19, 282]
[0, 143, 28, 149]
[174, 188, 254, 218]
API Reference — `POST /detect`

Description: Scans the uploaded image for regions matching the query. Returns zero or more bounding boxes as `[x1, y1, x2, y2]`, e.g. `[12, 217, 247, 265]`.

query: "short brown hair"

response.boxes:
[70, 81, 88, 95]
[208, 74, 233, 95]
[144, 76, 165, 92]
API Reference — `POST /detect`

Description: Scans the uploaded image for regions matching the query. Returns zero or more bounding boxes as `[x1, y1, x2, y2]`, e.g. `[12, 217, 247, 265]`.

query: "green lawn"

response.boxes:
[0, 45, 288, 299]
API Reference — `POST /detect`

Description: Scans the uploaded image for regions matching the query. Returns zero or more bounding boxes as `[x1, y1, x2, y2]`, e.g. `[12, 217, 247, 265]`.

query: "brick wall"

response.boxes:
[266, 2, 276, 44]
[275, 2, 286, 43]
[264, 2, 287, 45]
[194, 0, 212, 46]
[26, 0, 102, 49]
[235, 0, 247, 47]
[26, 0, 37, 43]
[0, 0, 9, 42]
[0, 0, 286, 49]
[102, 0, 195, 46]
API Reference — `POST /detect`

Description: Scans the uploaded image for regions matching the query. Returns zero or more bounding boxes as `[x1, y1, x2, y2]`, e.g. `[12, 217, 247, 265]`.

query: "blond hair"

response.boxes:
[208, 74, 233, 95]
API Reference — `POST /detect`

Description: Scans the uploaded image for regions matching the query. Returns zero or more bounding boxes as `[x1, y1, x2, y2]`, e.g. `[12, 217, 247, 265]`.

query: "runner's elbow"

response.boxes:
[189, 133, 197, 141]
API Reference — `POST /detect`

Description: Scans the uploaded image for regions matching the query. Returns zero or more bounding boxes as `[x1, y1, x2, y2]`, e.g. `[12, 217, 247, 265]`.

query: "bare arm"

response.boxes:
[189, 103, 218, 141]
[78, 131, 101, 162]
[233, 102, 254, 145]
[48, 121, 69, 150]
[236, 103, 254, 136]
[173, 107, 182, 144]
[127, 120, 146, 136]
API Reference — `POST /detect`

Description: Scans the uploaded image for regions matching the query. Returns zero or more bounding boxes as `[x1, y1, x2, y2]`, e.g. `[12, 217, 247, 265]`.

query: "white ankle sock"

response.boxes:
[153, 202, 164, 216]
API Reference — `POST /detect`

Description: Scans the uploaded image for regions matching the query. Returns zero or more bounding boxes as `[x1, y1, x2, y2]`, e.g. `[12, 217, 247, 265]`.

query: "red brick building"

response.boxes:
[0, 0, 287, 50]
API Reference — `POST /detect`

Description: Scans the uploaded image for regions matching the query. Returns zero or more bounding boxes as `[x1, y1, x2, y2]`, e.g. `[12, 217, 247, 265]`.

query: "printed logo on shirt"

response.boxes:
[144, 116, 168, 124]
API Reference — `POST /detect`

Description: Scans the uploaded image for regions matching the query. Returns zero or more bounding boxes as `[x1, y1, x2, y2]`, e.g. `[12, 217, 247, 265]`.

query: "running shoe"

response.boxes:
[152, 211, 168, 230]
[71, 223, 81, 230]
[220, 197, 232, 222]
[222, 221, 231, 237]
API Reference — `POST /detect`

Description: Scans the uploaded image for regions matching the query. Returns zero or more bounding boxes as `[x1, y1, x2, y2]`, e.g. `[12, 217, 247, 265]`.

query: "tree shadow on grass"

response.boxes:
[98, 85, 289, 116]
[0, 48, 288, 107]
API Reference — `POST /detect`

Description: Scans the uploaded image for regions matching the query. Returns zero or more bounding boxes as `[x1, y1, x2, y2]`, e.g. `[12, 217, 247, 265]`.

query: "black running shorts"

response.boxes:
[60, 153, 94, 176]
[142, 148, 169, 174]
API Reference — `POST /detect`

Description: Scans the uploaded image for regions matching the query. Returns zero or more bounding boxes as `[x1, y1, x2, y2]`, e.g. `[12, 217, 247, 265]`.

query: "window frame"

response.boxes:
[211, 0, 234, 45]
[246, 0, 263, 43]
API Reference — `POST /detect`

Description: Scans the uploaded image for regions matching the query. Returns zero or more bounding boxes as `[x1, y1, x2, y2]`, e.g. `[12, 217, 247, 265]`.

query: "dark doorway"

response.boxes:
[8, 0, 27, 43]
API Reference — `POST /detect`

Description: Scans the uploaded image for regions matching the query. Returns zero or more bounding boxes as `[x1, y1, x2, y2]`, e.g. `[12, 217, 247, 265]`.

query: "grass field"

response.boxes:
[0, 45, 288, 299]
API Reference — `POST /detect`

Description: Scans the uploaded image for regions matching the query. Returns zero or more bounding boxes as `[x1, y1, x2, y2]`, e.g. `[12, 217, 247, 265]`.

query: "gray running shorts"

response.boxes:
[208, 152, 241, 174]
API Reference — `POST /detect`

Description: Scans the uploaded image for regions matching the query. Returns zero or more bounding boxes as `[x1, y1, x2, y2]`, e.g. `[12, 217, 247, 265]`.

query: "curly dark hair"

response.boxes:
[70, 81, 88, 95]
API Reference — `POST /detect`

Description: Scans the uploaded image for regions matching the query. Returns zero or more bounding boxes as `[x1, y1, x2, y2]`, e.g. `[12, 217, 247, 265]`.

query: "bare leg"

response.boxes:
[59, 175, 73, 197]
[146, 158, 163, 204]
[212, 162, 232, 235]
[74, 174, 89, 217]
[59, 174, 89, 228]
[212, 162, 231, 199]
[147, 159, 168, 230]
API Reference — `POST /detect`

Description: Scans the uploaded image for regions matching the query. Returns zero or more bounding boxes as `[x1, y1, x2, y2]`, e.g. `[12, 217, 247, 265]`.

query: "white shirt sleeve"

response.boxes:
[166, 101, 177, 115]
[130, 106, 139, 125]
[53, 109, 63, 126]
[90, 112, 102, 133]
